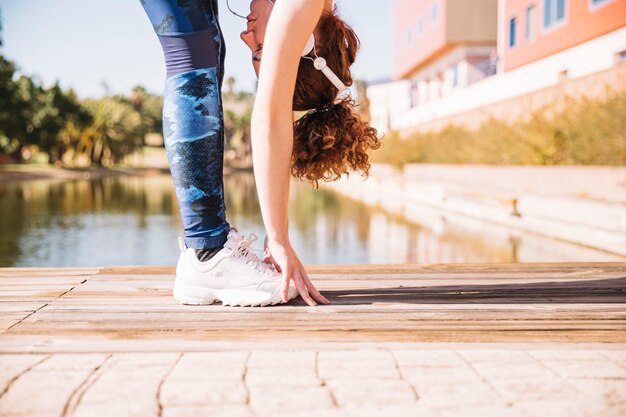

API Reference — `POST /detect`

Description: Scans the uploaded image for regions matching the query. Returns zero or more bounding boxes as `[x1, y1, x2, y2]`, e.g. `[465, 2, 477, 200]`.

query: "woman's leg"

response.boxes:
[140, 0, 230, 251]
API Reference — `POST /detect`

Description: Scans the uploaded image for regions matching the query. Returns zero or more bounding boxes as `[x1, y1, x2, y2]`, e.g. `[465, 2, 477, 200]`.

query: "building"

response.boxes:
[502, 0, 626, 73]
[369, 0, 626, 134]
[394, 0, 498, 109]
[366, 78, 410, 135]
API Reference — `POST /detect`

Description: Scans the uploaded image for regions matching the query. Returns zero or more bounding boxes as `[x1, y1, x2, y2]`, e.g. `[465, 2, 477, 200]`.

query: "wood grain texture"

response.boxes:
[0, 263, 624, 351]
[1, 263, 624, 416]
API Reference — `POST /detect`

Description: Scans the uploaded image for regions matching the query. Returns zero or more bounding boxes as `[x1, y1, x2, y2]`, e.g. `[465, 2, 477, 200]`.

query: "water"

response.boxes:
[0, 173, 623, 267]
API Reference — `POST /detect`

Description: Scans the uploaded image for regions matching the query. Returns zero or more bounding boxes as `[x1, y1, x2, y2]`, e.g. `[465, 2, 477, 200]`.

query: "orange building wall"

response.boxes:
[394, 0, 448, 79]
[504, 0, 626, 71]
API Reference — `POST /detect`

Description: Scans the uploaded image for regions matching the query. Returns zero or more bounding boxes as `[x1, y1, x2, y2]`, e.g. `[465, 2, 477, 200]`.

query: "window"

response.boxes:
[543, 0, 566, 29]
[451, 65, 459, 87]
[410, 81, 419, 107]
[525, 5, 536, 40]
[509, 17, 517, 48]
[589, 0, 612, 10]
[431, 1, 439, 23]
[417, 17, 424, 35]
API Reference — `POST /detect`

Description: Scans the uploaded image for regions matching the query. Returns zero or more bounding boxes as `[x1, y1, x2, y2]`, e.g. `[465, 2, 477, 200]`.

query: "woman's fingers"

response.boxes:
[279, 264, 321, 306]
[293, 270, 317, 306]
[266, 238, 323, 306]
[299, 264, 330, 304]
[305, 278, 329, 304]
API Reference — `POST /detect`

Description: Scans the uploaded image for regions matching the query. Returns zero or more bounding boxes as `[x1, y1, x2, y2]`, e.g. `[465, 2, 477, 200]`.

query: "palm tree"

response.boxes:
[0, 7, 4, 47]
[225, 76, 236, 97]
[80, 97, 143, 166]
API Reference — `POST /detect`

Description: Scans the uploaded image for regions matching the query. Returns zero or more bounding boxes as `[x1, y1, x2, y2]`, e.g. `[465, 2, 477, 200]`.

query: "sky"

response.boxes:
[0, 0, 393, 99]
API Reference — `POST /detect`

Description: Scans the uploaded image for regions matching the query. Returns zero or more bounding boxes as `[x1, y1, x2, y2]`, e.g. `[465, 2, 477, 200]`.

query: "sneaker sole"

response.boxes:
[173, 282, 295, 307]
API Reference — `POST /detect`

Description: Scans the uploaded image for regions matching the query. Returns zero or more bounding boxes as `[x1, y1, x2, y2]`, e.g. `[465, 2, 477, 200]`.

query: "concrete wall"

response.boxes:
[325, 164, 626, 257]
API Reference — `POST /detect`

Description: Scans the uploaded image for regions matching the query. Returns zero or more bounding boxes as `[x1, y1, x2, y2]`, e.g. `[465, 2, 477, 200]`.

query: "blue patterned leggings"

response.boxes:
[140, 0, 230, 249]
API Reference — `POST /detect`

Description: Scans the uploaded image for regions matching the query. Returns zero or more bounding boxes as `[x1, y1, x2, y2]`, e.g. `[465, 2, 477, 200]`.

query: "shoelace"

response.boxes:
[232, 233, 277, 276]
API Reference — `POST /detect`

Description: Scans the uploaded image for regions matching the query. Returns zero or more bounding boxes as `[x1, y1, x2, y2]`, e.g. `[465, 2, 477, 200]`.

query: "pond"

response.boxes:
[0, 173, 623, 267]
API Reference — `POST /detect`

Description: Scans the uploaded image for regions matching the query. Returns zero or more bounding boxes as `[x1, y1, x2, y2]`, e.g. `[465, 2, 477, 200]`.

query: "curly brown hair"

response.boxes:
[291, 7, 382, 189]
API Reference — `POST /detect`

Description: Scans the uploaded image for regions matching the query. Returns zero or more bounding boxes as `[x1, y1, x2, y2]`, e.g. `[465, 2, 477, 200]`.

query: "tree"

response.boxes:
[79, 97, 144, 166]
[0, 55, 92, 164]
[129, 85, 163, 146]
[225, 76, 236, 97]
[32, 83, 92, 164]
[55, 88, 93, 164]
[0, 48, 160, 166]
[224, 108, 251, 162]
[354, 80, 371, 122]
[0, 62, 46, 162]
[0, 56, 27, 159]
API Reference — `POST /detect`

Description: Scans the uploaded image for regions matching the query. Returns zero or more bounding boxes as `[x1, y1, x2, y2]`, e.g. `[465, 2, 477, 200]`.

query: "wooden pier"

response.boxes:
[1, 263, 625, 416]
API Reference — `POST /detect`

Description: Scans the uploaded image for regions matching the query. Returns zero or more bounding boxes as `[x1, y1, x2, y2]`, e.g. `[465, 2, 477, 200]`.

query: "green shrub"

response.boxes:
[371, 88, 626, 166]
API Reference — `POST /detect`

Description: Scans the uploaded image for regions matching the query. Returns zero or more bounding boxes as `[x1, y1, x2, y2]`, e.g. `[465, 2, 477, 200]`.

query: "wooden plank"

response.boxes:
[7, 317, 624, 333]
[0, 264, 624, 350]
[0, 302, 46, 313]
[0, 330, 623, 352]
[0, 268, 100, 278]
[66, 274, 626, 285]
[0, 278, 93, 285]
[92, 263, 626, 276]
[44, 302, 624, 311]
[60, 276, 626, 291]
[0, 321, 22, 332]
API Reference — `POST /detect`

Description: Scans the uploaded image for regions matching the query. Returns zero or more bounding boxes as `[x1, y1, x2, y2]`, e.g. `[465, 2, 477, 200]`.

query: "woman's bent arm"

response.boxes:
[251, 0, 328, 306]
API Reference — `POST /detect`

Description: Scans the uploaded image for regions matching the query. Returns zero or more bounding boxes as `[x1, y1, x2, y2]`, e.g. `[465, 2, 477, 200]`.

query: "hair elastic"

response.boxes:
[310, 101, 336, 114]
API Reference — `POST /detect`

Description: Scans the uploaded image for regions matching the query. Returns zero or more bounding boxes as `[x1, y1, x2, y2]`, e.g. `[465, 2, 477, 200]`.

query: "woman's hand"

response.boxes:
[264, 236, 329, 306]
[262, 234, 281, 272]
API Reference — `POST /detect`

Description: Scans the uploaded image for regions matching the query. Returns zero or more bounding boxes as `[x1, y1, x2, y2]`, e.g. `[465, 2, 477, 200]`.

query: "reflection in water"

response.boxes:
[0, 173, 623, 267]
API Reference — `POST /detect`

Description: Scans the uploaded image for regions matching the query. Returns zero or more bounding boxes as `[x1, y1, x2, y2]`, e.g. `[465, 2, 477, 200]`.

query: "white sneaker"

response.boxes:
[173, 227, 299, 307]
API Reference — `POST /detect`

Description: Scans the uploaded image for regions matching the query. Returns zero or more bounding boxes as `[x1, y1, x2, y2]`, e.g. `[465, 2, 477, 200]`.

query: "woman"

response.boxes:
[140, 0, 380, 307]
